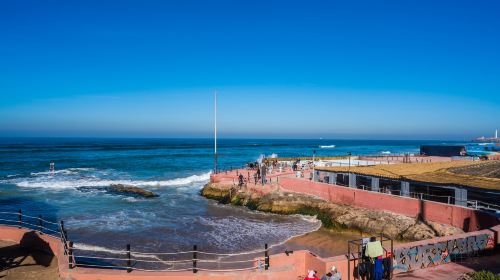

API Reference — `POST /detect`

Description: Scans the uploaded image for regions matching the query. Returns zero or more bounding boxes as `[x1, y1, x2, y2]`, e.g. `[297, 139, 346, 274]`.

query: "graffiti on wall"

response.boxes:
[393, 233, 494, 273]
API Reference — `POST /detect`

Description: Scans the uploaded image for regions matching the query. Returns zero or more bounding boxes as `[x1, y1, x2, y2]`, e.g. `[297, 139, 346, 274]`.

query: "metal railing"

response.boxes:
[0, 210, 272, 273]
[352, 186, 500, 213]
[347, 234, 394, 280]
[0, 210, 60, 237]
[72, 244, 269, 273]
[215, 166, 500, 213]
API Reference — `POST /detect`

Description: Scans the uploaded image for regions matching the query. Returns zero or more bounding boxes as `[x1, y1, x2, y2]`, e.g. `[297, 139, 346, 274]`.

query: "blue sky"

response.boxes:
[0, 0, 499, 139]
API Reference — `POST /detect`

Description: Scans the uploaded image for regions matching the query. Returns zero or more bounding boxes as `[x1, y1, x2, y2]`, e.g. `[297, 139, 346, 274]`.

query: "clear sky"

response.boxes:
[0, 0, 499, 139]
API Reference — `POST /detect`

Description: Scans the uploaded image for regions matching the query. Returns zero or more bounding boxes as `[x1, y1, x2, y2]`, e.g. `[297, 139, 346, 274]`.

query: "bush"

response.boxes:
[467, 271, 500, 280]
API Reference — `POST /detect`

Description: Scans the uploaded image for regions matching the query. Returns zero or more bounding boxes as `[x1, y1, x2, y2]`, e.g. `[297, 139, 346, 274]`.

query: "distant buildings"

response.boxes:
[473, 129, 500, 143]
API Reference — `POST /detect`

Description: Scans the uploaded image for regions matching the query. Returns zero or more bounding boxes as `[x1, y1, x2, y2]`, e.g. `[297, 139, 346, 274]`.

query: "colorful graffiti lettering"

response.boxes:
[393, 233, 494, 273]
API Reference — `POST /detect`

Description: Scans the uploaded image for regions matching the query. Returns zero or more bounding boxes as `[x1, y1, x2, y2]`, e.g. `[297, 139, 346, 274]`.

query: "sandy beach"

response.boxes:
[282, 227, 403, 258]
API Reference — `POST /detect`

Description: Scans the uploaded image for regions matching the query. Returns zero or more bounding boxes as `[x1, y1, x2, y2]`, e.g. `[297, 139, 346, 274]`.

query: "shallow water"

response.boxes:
[0, 138, 477, 256]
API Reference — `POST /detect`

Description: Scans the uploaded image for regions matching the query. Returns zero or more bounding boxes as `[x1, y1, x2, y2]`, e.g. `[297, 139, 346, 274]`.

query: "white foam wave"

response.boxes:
[198, 214, 321, 251]
[31, 168, 95, 176]
[257, 153, 278, 163]
[319, 145, 335, 149]
[74, 243, 126, 255]
[75, 243, 182, 262]
[74, 243, 165, 260]
[381, 151, 391, 154]
[123, 197, 142, 203]
[1, 171, 211, 190]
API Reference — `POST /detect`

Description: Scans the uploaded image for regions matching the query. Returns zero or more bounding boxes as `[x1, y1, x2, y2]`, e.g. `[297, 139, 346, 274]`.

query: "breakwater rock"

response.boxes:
[109, 184, 159, 198]
[201, 183, 463, 241]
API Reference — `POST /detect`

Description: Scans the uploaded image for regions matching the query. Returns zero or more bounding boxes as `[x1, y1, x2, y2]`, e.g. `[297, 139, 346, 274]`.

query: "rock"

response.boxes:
[427, 220, 465, 236]
[200, 182, 464, 241]
[201, 184, 232, 203]
[109, 184, 159, 198]
[401, 222, 436, 240]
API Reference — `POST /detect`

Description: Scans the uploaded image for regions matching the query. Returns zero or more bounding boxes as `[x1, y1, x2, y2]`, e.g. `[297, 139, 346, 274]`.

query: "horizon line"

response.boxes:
[0, 136, 476, 142]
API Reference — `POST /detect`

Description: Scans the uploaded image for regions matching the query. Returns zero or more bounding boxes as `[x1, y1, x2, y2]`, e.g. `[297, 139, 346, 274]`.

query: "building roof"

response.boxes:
[316, 160, 500, 191]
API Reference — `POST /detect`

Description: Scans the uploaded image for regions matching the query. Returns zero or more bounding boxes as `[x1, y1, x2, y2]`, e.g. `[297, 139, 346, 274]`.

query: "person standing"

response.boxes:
[365, 237, 384, 280]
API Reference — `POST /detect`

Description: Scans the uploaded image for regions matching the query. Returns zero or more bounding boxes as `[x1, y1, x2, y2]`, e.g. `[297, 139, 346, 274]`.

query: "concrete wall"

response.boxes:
[1, 211, 500, 280]
[278, 177, 499, 231]
[392, 229, 495, 273]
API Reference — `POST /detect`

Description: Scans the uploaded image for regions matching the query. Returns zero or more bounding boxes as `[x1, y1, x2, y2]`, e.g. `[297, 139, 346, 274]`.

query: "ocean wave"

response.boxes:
[73, 243, 163, 260]
[381, 151, 391, 154]
[74, 243, 127, 255]
[319, 145, 335, 149]
[1, 171, 211, 190]
[31, 168, 96, 176]
[122, 197, 142, 203]
[198, 214, 321, 251]
[257, 153, 278, 163]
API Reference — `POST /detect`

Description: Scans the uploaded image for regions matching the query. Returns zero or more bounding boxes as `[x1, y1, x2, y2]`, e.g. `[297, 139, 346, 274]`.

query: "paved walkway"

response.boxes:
[0, 240, 59, 280]
[395, 253, 500, 279]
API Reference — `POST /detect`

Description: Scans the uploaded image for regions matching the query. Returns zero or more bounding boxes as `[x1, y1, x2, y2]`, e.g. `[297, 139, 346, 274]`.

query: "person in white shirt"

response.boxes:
[321, 266, 341, 280]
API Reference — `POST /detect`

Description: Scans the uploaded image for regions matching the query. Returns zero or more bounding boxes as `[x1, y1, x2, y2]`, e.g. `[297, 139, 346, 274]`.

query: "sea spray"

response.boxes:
[1, 169, 211, 189]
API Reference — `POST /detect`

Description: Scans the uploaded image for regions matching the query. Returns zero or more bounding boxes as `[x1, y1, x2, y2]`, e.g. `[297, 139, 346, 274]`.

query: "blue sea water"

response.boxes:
[0, 138, 484, 255]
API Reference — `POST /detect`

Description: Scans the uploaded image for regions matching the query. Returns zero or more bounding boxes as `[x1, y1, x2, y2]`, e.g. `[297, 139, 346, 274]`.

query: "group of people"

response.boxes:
[359, 237, 392, 280]
[304, 266, 341, 280]
[304, 237, 392, 280]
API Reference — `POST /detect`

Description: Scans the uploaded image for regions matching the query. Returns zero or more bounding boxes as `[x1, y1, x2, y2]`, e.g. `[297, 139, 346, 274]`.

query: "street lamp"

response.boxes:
[348, 152, 352, 173]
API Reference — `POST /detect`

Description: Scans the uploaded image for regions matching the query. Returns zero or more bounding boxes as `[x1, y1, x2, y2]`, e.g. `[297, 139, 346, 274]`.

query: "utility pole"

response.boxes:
[214, 91, 218, 174]
[348, 152, 352, 173]
[312, 150, 316, 181]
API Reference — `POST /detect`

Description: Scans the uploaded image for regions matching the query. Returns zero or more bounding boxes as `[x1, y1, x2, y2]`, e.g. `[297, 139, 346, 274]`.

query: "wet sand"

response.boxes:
[281, 227, 404, 258]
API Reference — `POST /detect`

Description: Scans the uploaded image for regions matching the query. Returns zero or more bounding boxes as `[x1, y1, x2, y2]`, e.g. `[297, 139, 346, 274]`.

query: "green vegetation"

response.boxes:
[293, 206, 346, 230]
[466, 271, 500, 280]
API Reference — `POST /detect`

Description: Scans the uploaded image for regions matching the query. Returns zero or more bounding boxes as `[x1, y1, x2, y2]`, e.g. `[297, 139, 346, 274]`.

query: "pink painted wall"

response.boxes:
[1, 219, 500, 280]
[0, 225, 323, 280]
[277, 177, 500, 231]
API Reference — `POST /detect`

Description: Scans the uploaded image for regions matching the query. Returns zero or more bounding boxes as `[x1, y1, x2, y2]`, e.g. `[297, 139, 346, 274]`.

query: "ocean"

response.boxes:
[0, 138, 483, 256]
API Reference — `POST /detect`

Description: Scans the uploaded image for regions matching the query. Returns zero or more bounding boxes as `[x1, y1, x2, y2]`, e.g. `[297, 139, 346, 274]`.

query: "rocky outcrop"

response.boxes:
[109, 184, 159, 198]
[201, 183, 463, 241]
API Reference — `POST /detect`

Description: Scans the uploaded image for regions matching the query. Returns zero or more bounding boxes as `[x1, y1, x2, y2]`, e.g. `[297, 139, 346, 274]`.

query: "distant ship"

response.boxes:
[473, 129, 500, 143]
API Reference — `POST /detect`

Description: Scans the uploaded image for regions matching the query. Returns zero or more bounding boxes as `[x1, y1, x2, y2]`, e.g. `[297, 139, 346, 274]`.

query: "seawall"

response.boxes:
[202, 181, 464, 241]
[1, 224, 499, 280]
[275, 176, 499, 231]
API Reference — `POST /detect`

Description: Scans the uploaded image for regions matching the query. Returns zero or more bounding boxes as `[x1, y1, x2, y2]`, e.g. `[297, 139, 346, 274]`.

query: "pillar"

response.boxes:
[329, 172, 337, 184]
[349, 173, 357, 188]
[454, 188, 468, 207]
[371, 177, 380, 192]
[261, 165, 267, 185]
[401, 181, 410, 197]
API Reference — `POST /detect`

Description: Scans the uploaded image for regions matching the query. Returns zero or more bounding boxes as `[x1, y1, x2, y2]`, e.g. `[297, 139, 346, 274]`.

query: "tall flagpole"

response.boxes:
[214, 90, 217, 174]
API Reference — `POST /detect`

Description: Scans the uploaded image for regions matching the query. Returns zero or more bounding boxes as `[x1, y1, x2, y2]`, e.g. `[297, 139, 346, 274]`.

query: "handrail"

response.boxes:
[0, 210, 272, 273]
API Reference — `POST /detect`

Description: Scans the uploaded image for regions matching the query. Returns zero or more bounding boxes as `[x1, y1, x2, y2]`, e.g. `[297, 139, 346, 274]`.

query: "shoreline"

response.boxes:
[201, 180, 464, 243]
[282, 226, 405, 258]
